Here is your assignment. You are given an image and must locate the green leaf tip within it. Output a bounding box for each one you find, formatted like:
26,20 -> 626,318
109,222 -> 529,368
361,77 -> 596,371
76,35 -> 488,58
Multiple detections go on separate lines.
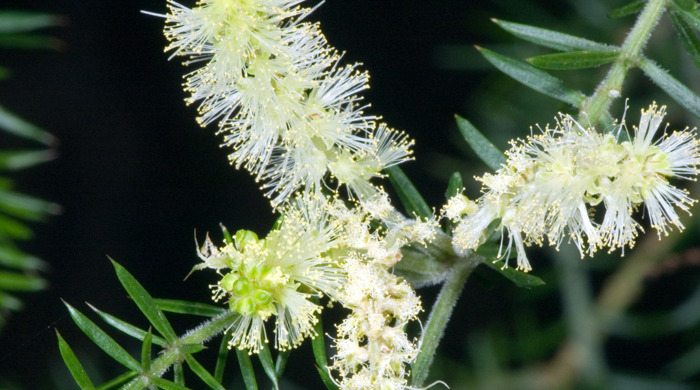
477,46 -> 585,106
454,115 -> 505,171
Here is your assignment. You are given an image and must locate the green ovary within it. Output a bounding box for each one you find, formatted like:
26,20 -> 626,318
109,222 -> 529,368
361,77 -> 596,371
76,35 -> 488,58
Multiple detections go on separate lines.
222,264 -> 279,318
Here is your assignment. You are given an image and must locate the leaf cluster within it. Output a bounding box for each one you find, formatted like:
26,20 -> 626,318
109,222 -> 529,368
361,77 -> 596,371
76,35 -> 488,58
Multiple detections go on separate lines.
0,9 -> 61,332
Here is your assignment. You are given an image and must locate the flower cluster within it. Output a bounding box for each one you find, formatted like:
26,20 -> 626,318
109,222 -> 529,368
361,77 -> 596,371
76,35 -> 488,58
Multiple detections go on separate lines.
449,103 -> 700,271
157,0 -> 413,206
326,194 -> 436,390
195,196 -> 344,353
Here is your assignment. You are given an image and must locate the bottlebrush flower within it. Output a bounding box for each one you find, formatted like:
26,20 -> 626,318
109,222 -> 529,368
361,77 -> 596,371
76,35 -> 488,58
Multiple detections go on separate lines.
152,0 -> 414,206
452,103 -> 700,271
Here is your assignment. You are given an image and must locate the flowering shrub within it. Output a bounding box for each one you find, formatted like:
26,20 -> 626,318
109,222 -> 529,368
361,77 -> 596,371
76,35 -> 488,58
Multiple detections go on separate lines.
57,1 -> 700,389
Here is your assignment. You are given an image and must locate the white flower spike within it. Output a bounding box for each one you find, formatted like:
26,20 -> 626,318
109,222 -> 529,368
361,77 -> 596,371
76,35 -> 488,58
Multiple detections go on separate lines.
452,103 -> 700,271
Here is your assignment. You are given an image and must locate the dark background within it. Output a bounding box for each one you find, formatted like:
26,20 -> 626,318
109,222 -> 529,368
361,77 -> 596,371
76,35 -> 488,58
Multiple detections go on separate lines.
0,0 -> 697,389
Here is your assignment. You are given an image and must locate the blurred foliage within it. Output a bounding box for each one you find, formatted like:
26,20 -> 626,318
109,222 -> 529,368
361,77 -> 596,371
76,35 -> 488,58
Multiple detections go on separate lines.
0,9 -> 61,332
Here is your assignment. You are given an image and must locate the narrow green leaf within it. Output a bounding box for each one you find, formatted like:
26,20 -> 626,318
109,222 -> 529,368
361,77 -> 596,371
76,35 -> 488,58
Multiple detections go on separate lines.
258,342 -> 280,390
669,10 -> 700,70
0,270 -> 46,291
275,350 -> 290,378
111,259 -> 178,342
236,348 -> 259,390
155,298 -> 225,317
0,104 -> 55,145
639,59 -> 700,118
445,172 -> 463,200
0,12 -> 63,33
477,47 -> 585,107
56,330 -> 96,390
141,328 -> 153,370
0,150 -> 56,171
385,166 -> 432,219
151,377 -> 191,390
479,259 -> 546,288
214,334 -> 229,384
174,362 -> 185,385
95,371 -> 138,390
0,246 -> 46,271
0,66 -> 10,80
311,317 -> 338,390
665,342 -> 700,380
454,115 -> 506,171
88,303 -> 168,346
674,6 -> 700,31
63,301 -> 141,371
0,214 -> 33,240
0,34 -> 61,50
180,343 -> 205,354
0,188 -> 60,221
492,19 -> 612,51
671,0 -> 699,12
609,0 -> 647,18
184,354 -> 226,390
527,50 -> 620,70
0,291 -> 23,311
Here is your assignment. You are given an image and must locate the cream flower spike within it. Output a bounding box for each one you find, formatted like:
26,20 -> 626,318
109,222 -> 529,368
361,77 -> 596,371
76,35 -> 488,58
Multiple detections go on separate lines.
452,102 -> 700,271
150,0 -> 415,207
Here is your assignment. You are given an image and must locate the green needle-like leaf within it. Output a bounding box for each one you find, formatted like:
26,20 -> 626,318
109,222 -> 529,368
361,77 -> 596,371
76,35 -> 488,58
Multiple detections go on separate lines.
493,19 -> 612,51
275,350 -> 290,378
0,246 -> 46,271
0,150 -> 55,170
258,342 -> 280,390
151,377 -> 191,390
476,244 -> 545,288
236,348 -> 259,390
0,270 -> 46,291
174,363 -> 185,385
312,317 -> 338,390
527,50 -> 620,70
0,12 -> 63,33
639,59 -> 700,118
111,259 -> 178,343
155,298 -> 225,317
56,330 -> 96,390
0,34 -> 61,50
0,188 -> 60,221
214,335 -> 229,384
0,104 -> 55,145
454,115 -> 506,171
184,354 -> 226,390
0,214 -> 33,240
477,46 -> 585,107
609,0 -> 647,18
141,328 -> 153,370
669,10 -> 700,70
63,301 -> 141,371
386,166 -> 433,219
88,303 -> 168,346
672,2 -> 700,31
95,371 -> 138,390
445,171 -> 463,200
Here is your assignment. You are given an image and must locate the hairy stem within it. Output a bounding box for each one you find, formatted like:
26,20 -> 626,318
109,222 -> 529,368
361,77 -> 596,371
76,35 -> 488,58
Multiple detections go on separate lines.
411,254 -> 479,387
123,311 -> 238,389
581,0 -> 667,124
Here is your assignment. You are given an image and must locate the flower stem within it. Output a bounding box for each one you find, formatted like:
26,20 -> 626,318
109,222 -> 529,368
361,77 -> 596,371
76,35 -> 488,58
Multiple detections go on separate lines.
581,0 -> 667,124
123,311 -> 238,389
411,254 -> 478,387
